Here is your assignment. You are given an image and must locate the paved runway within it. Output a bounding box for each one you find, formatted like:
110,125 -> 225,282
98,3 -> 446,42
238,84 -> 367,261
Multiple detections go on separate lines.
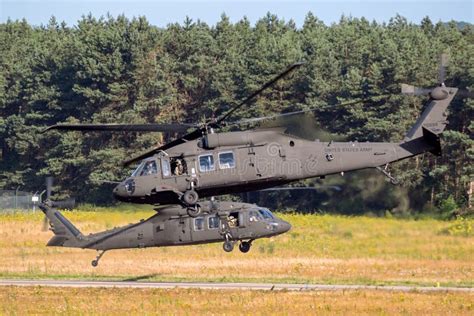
0,279 -> 472,292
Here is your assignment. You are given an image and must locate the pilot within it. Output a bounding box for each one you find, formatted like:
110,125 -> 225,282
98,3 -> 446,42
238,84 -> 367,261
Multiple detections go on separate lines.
143,161 -> 157,175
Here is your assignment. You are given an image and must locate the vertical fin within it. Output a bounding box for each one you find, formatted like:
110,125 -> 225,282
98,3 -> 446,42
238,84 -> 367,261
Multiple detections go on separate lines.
39,203 -> 84,247
404,87 -> 457,142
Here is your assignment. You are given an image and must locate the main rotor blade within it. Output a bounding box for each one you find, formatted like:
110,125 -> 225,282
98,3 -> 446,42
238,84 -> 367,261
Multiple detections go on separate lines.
457,89 -> 474,98
42,123 -> 194,134
258,185 -> 342,192
122,129 -> 205,167
215,61 -> 305,125
227,98 -> 384,126
123,61 -> 305,166
228,109 -> 316,126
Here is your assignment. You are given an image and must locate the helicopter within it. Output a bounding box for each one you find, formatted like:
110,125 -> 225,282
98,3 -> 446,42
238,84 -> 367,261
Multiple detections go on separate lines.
42,56 -> 471,217
39,200 -> 291,267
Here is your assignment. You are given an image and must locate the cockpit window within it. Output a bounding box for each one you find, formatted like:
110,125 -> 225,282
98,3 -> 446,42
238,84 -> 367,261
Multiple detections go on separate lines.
131,162 -> 144,177
258,209 -> 274,220
140,160 -> 158,176
249,210 -> 263,222
199,154 -> 215,172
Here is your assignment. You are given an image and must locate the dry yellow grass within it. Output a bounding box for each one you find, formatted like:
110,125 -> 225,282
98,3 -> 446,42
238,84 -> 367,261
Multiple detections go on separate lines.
0,286 -> 473,315
0,210 -> 473,286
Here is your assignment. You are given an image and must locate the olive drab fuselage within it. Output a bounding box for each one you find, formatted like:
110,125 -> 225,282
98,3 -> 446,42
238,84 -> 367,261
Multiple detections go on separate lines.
112,86 -> 458,206
112,127 -> 444,205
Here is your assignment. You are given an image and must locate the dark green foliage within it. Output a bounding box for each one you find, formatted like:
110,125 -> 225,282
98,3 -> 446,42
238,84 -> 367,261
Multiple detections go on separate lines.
0,14 -> 472,214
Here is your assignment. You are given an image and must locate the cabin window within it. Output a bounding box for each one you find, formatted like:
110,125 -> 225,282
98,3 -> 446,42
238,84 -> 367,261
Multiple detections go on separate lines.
140,160 -> 157,176
208,216 -> 219,229
162,159 -> 171,177
199,154 -> 215,172
218,151 -> 235,169
194,217 -> 204,231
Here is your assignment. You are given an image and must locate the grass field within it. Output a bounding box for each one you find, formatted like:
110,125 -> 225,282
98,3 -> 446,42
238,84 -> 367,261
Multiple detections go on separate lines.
1,286 -> 473,315
0,208 -> 472,287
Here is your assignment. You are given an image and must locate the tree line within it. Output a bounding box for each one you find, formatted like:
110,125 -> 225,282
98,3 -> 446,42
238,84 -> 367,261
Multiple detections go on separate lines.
0,13 -> 472,216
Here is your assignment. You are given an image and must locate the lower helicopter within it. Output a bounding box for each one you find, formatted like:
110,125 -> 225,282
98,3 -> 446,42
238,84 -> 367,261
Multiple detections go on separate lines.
39,200 -> 291,267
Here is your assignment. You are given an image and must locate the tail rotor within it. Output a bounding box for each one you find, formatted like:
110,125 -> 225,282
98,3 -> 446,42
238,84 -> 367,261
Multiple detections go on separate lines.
438,53 -> 448,85
401,53 -> 472,101
41,176 -> 75,231
42,177 -> 53,231
401,53 -> 450,100
45,176 -> 53,202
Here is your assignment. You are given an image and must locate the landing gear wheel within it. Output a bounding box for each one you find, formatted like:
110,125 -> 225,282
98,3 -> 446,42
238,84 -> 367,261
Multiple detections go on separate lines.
239,241 -> 251,253
186,205 -> 201,218
183,190 -> 199,205
223,241 -> 234,252
91,250 -> 106,268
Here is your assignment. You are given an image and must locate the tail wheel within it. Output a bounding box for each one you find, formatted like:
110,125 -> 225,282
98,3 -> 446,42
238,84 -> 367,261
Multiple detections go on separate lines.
183,190 -> 199,205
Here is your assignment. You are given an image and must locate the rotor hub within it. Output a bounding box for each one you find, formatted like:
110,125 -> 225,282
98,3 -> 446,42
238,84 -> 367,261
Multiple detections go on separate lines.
430,86 -> 449,100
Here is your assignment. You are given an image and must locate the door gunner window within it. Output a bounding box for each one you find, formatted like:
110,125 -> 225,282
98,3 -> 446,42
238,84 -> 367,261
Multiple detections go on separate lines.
228,212 -> 239,227
171,158 -> 187,176
199,154 -> 215,172
218,151 -> 235,169
140,160 -> 157,176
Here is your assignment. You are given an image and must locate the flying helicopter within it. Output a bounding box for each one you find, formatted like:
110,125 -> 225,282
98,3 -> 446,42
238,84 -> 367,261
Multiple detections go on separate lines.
39,200 -> 291,267
42,56 -> 471,217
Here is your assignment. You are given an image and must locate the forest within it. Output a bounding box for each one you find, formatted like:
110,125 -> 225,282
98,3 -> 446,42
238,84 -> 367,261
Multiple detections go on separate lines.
0,13 -> 472,216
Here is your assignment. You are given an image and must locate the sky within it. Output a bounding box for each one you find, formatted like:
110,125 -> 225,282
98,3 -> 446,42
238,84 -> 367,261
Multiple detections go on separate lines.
0,0 -> 472,27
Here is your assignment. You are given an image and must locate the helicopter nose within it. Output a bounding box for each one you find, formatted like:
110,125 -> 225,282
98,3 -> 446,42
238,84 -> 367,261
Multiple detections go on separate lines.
113,183 -> 125,199
113,179 -> 134,201
278,220 -> 292,234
